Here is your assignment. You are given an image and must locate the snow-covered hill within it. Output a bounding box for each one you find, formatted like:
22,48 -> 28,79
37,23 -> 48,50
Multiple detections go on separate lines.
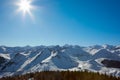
0,45 -> 120,77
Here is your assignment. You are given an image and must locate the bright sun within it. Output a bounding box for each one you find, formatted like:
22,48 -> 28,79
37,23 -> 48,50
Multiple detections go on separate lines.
19,0 -> 31,13
15,0 -> 35,18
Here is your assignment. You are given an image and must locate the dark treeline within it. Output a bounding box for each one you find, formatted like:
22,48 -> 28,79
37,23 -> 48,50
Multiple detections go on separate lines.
0,71 -> 120,80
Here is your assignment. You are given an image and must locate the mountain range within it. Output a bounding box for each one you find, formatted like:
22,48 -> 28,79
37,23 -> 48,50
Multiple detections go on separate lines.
0,44 -> 120,77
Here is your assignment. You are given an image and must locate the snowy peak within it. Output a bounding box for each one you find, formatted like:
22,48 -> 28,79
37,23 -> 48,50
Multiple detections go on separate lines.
0,45 -> 120,77
102,44 -> 115,50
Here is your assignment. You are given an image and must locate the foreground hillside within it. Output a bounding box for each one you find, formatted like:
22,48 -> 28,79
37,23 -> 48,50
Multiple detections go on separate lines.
0,71 -> 120,80
0,44 -> 120,77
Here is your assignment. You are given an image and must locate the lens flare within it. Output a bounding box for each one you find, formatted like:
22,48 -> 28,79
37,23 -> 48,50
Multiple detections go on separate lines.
15,0 -> 35,19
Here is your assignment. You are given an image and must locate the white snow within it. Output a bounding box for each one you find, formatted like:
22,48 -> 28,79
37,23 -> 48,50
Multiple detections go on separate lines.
1,47 -> 6,52
0,54 -> 10,60
0,45 -> 120,77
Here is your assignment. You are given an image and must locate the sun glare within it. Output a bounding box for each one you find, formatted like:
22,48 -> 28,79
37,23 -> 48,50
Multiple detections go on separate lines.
19,0 -> 31,13
16,0 -> 35,19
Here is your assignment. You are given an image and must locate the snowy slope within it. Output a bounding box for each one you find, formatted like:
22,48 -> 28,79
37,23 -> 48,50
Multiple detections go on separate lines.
0,45 -> 120,77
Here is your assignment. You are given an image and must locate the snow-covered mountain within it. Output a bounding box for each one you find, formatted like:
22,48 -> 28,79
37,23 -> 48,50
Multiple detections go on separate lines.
0,45 -> 120,77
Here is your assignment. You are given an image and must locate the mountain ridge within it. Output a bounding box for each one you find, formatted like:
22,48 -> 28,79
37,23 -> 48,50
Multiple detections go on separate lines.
0,44 -> 120,77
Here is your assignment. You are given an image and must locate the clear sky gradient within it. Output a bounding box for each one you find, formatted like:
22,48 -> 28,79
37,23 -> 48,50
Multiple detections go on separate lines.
0,0 -> 120,46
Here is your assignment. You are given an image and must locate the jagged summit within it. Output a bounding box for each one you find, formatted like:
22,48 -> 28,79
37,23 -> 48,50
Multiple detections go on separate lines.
0,45 -> 120,77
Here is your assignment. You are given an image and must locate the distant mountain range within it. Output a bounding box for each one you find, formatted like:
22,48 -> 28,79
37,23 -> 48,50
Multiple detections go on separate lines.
0,44 -> 120,77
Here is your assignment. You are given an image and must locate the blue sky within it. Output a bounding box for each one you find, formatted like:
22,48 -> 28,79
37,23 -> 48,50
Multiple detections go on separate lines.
0,0 -> 120,46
